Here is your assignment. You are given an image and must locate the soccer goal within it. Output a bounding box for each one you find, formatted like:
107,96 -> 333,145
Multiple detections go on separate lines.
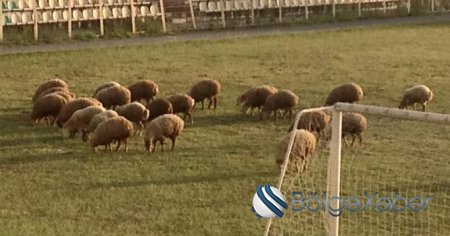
264,103 -> 450,236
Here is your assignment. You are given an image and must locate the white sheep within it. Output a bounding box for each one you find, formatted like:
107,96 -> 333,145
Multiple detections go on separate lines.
399,85 -> 433,111
63,106 -> 106,139
143,114 -> 184,153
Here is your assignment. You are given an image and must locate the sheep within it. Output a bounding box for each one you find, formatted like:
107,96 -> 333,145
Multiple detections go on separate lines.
63,106 -> 106,139
166,94 -> 195,124
399,85 -> 433,112
85,110 -> 119,142
324,82 -> 364,106
94,85 -> 131,109
55,97 -> 102,128
275,129 -> 317,173
32,78 -> 68,102
30,93 -> 68,125
127,80 -> 159,105
143,114 -> 184,153
89,116 -> 134,153
35,87 -> 75,102
237,85 -> 278,115
147,98 -> 173,121
261,90 -> 299,120
189,79 -> 221,110
115,102 -> 150,135
287,110 -> 331,142
93,81 -> 121,97
325,113 -> 368,147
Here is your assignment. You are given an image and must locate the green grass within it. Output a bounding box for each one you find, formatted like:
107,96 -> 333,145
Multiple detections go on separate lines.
1,23 -> 450,235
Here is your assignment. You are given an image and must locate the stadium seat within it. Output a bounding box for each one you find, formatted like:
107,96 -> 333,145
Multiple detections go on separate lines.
112,7 -> 121,18
208,1 -> 216,11
53,10 -> 63,21
122,6 -> 130,17
139,6 -> 149,16
149,4 -> 159,16
242,0 -> 250,9
42,11 -> 51,22
22,12 -> 33,23
199,2 -> 208,11
225,1 -> 233,10
234,0 -> 242,10
10,12 -> 21,24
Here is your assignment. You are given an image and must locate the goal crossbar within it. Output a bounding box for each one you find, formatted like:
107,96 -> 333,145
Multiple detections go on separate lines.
264,102 -> 450,236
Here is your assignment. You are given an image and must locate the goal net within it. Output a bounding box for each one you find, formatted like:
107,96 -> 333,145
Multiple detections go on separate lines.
265,103 -> 450,236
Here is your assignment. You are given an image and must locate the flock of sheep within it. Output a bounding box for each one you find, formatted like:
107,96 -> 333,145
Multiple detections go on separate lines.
30,77 -> 433,173
272,83 -> 434,173
30,77 -> 220,153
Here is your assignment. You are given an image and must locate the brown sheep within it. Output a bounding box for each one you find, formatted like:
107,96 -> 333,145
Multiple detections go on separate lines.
127,80 -> 159,105
115,102 -> 150,135
89,116 -> 134,153
94,85 -> 131,109
324,83 -> 364,106
341,113 -> 367,146
55,97 -> 102,128
288,110 -> 331,142
85,110 -> 119,142
143,114 -> 184,153
261,90 -> 299,120
399,85 -> 433,111
275,129 -> 317,173
166,94 -> 195,124
238,85 -> 278,115
35,87 -> 75,102
63,106 -> 106,139
32,78 -> 68,102
189,79 -> 221,110
30,93 -> 68,125
147,98 -> 173,121
93,81 -> 121,97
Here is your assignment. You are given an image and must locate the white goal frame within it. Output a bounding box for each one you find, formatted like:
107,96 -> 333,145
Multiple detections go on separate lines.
264,102 -> 450,236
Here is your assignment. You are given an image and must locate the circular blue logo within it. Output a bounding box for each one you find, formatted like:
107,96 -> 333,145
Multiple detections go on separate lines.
251,184 -> 288,218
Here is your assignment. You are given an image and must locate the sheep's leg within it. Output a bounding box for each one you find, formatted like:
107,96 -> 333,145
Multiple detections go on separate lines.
160,140 -> 164,151
187,113 -> 193,124
115,140 -> 121,152
358,134 -> 363,146
343,136 -> 350,147
170,136 -> 176,151
274,109 -> 278,121
109,144 -> 113,153
124,138 -> 129,153
351,135 -> 356,147
288,108 -> 293,120
421,103 -> 426,112
201,100 -> 205,110
144,139 -> 151,152
213,97 -> 217,110
93,147 -> 97,153
207,98 -> 213,109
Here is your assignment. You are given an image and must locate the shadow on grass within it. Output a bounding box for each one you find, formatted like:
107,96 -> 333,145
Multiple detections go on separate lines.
0,151 -> 87,165
87,170 -> 276,190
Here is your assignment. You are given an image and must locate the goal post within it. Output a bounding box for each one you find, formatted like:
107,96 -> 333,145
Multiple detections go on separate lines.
264,102 -> 450,236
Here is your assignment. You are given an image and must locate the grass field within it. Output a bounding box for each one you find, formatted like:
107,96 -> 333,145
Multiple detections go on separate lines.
1,22 -> 450,235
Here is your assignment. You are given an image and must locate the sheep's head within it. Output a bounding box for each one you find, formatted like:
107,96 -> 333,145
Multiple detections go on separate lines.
398,97 -> 409,109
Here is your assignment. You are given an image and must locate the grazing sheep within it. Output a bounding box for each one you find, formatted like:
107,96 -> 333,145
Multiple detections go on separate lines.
237,85 -> 278,115
324,83 -> 364,106
166,94 -> 195,124
55,97 -> 102,128
93,81 -> 121,97
147,98 -> 173,121
275,129 -> 317,173
127,80 -> 159,105
30,93 -> 68,125
52,91 -> 76,103
63,106 -> 106,139
288,110 -> 331,141
399,85 -> 433,112
94,85 -> 131,109
32,78 -> 68,102
143,114 -> 184,153
189,79 -> 221,110
115,102 -> 150,135
35,87 -> 75,102
330,112 -> 367,147
261,90 -> 299,120
85,110 -> 119,142
89,116 -> 134,153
